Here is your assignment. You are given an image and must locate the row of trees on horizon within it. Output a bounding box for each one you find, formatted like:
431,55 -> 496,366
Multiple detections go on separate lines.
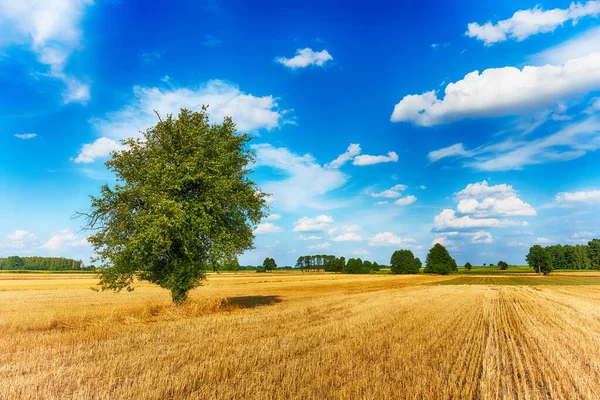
0,256 -> 85,271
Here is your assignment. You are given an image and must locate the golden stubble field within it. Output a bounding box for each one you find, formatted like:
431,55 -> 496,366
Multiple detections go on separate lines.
1,272 -> 600,399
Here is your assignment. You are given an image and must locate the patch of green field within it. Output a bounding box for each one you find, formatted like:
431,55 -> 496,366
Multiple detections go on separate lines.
456,266 -> 534,275
436,275 -> 600,286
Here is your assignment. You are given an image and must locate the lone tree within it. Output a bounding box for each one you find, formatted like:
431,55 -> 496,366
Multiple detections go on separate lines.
464,262 -> 472,271
498,260 -> 509,270
263,257 -> 277,272
424,243 -> 457,275
391,249 -> 418,274
526,245 -> 553,275
83,108 -> 267,303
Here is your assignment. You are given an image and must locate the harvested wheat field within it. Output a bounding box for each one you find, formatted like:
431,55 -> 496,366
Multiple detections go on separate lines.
1,272 -> 600,399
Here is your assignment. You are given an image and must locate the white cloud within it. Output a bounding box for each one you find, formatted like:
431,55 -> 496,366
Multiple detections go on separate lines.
254,144 -> 347,211
433,209 -> 527,231
466,2 -> 600,45
428,143 -> 470,162
296,235 -> 322,241
14,133 -> 37,140
0,0 -> 93,103
391,52 -> 600,126
253,223 -> 283,235
536,237 -> 553,244
375,201 -> 388,205
370,184 -> 407,198
275,48 -> 333,69
455,181 -> 536,217
263,214 -> 281,221
572,231 -> 594,239
77,81 -> 287,163
394,195 -> 417,206
420,185 -> 427,190
531,26 -> 600,65
353,151 -> 398,166
340,224 -> 361,232
555,190 -> 600,205
332,233 -> 363,242
326,143 -> 361,168
368,232 -> 416,247
585,97 -> 600,114
288,249 -> 297,254
0,230 -> 37,249
432,230 -> 494,247
431,117 -> 600,171
73,137 -> 126,164
308,241 -> 331,250
42,229 -> 88,250
293,215 -> 333,232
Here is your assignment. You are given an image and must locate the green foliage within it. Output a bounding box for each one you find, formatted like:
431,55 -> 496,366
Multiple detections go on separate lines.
464,262 -> 472,271
0,256 -> 83,270
588,239 -> 600,270
256,267 -> 266,273
262,257 -> 277,272
83,108 -> 267,303
372,262 -> 381,272
424,244 -> 457,275
526,245 -> 553,275
391,249 -> 419,274
413,257 -> 422,271
498,260 -> 509,270
344,258 -> 370,274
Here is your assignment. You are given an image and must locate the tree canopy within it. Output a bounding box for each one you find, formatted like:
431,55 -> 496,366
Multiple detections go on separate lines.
526,245 -> 553,275
83,108 -> 267,302
391,249 -> 419,274
263,257 -> 277,272
424,244 -> 457,275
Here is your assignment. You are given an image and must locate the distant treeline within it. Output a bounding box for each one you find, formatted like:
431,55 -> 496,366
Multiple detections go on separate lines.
543,241 -> 599,270
0,256 -> 86,270
294,254 -> 382,274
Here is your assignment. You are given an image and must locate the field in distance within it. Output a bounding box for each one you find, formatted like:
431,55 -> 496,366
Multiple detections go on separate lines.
2,271 -> 600,399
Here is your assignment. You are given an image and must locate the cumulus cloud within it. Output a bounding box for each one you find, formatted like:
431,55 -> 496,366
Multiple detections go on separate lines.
76,80 -> 287,163
536,237 -> 553,244
353,151 -> 398,166
308,241 -> 331,250
332,232 -> 363,242
253,223 -> 283,235
254,144 -> 348,211
0,230 -> 37,249
14,133 -> 37,140
370,184 -> 407,198
466,2 -> 600,45
555,190 -> 600,205
394,195 -> 417,206
42,229 -> 89,250
455,181 -> 536,217
0,0 -> 93,103
73,137 -> 126,164
432,230 -> 494,247
293,215 -> 334,232
275,48 -> 333,69
326,143 -> 361,168
433,209 -> 527,231
368,232 -> 416,247
391,52 -> 600,126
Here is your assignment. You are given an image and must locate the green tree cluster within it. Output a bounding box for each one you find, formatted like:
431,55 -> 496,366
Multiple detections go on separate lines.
424,244 -> 457,275
0,256 -> 84,270
498,260 -> 509,270
390,249 -> 419,274
262,257 -> 277,272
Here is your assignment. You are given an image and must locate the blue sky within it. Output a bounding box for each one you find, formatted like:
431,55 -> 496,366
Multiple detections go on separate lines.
1,0 -> 600,266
